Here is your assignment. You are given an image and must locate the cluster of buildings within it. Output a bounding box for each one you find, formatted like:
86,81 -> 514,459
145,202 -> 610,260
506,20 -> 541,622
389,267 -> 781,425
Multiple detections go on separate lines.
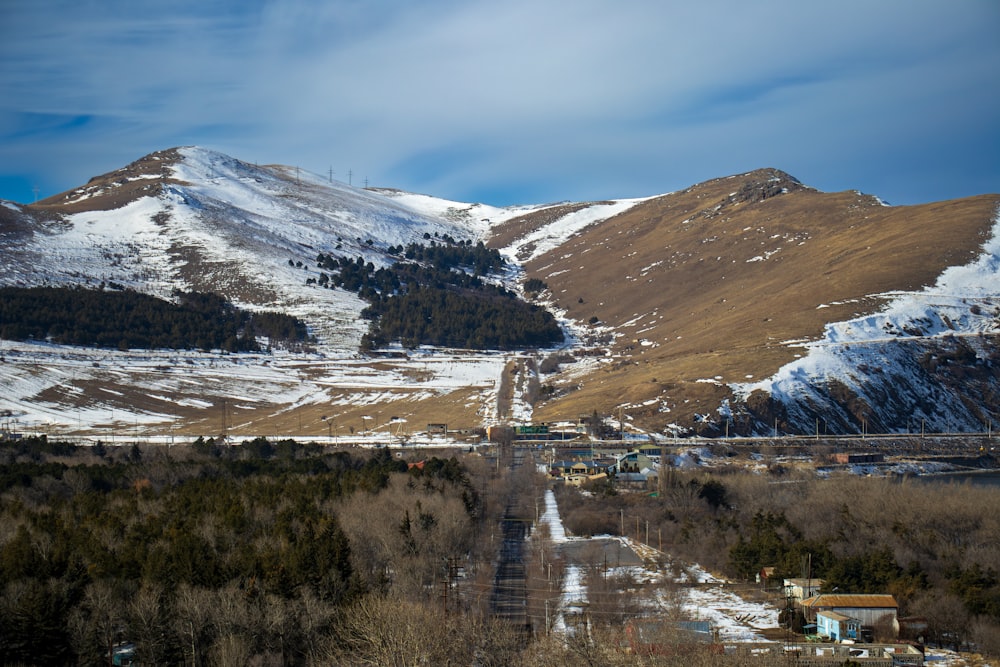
547,446 -> 661,487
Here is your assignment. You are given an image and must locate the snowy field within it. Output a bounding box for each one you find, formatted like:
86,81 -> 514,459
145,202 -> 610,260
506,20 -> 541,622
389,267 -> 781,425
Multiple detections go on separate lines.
0,337 -> 518,438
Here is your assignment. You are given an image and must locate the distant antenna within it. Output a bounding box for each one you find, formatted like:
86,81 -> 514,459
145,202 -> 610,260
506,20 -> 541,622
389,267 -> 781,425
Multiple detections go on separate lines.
32,185 -> 40,203
296,166 -> 300,184
328,166 -> 334,183
348,169 -> 353,186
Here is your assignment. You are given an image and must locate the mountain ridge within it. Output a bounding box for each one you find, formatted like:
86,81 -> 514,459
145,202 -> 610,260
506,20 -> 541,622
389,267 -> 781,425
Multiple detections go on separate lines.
1,146 -> 997,438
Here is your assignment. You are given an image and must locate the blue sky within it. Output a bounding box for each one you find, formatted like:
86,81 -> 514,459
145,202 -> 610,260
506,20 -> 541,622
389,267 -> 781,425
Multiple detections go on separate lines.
1,0 -> 998,207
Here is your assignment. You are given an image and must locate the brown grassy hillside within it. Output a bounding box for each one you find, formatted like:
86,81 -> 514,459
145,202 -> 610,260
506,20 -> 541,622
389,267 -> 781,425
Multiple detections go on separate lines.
501,169 -> 1000,432
28,148 -> 184,214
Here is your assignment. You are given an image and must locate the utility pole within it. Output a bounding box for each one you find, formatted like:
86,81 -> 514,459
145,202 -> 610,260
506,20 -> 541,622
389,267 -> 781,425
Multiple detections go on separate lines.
660,440 -> 665,496
347,169 -> 353,186
328,166 -> 334,183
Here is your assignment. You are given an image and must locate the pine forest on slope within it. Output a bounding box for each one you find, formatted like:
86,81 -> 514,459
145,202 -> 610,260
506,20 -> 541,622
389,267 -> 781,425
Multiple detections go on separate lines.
0,286 -> 311,353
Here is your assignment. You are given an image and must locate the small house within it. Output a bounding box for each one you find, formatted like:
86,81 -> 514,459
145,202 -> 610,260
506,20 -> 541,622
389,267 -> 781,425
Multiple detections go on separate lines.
784,578 -> 825,605
756,566 -> 777,588
566,472 -> 608,487
616,469 -> 655,490
615,450 -> 656,474
636,443 -> 667,458
801,594 -> 899,639
816,610 -> 862,642
550,459 -> 614,478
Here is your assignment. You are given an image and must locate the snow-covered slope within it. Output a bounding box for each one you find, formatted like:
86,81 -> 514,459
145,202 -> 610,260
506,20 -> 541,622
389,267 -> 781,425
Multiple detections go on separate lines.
1,147 -> 484,347
0,147 -> 635,438
733,208 -> 1000,434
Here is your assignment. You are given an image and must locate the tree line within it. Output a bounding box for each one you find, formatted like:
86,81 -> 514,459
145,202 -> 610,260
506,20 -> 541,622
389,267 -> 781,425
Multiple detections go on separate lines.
0,287 -> 311,352
310,241 -> 564,351
0,436 -> 513,665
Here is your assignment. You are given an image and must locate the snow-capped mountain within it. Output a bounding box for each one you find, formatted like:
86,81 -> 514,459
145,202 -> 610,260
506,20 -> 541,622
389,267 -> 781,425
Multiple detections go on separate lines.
2,147 -> 496,348
1,148 -> 997,439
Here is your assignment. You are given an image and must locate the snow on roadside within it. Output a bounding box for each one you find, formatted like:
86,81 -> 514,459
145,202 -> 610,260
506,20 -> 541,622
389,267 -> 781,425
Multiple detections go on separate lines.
540,488 -> 781,641
540,488 -> 569,542
539,489 -> 589,634
551,564 -> 586,635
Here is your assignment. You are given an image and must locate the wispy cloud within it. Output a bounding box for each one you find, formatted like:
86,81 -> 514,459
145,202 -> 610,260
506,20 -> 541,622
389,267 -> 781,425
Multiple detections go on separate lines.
1,0 -> 998,206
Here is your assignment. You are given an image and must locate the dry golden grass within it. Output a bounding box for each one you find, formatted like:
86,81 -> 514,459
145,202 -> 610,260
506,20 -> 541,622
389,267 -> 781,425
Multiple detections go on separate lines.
503,169 -> 999,431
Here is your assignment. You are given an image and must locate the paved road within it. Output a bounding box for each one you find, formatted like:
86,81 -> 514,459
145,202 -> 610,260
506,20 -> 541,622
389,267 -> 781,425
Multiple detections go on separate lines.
556,536 -> 644,570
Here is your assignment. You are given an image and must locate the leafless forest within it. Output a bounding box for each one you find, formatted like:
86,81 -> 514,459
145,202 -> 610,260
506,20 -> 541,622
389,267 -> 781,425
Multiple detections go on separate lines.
0,436 -> 997,665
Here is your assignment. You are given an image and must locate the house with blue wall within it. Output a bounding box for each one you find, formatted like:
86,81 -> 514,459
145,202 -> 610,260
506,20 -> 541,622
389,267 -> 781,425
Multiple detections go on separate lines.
816,610 -> 861,641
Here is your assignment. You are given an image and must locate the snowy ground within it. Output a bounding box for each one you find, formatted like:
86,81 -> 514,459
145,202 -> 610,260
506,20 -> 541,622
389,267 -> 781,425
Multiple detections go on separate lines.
0,337 -> 512,437
924,649 -> 996,666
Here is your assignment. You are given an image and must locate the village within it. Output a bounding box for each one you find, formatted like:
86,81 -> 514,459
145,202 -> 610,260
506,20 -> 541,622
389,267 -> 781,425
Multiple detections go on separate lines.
529,432 -> 998,666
